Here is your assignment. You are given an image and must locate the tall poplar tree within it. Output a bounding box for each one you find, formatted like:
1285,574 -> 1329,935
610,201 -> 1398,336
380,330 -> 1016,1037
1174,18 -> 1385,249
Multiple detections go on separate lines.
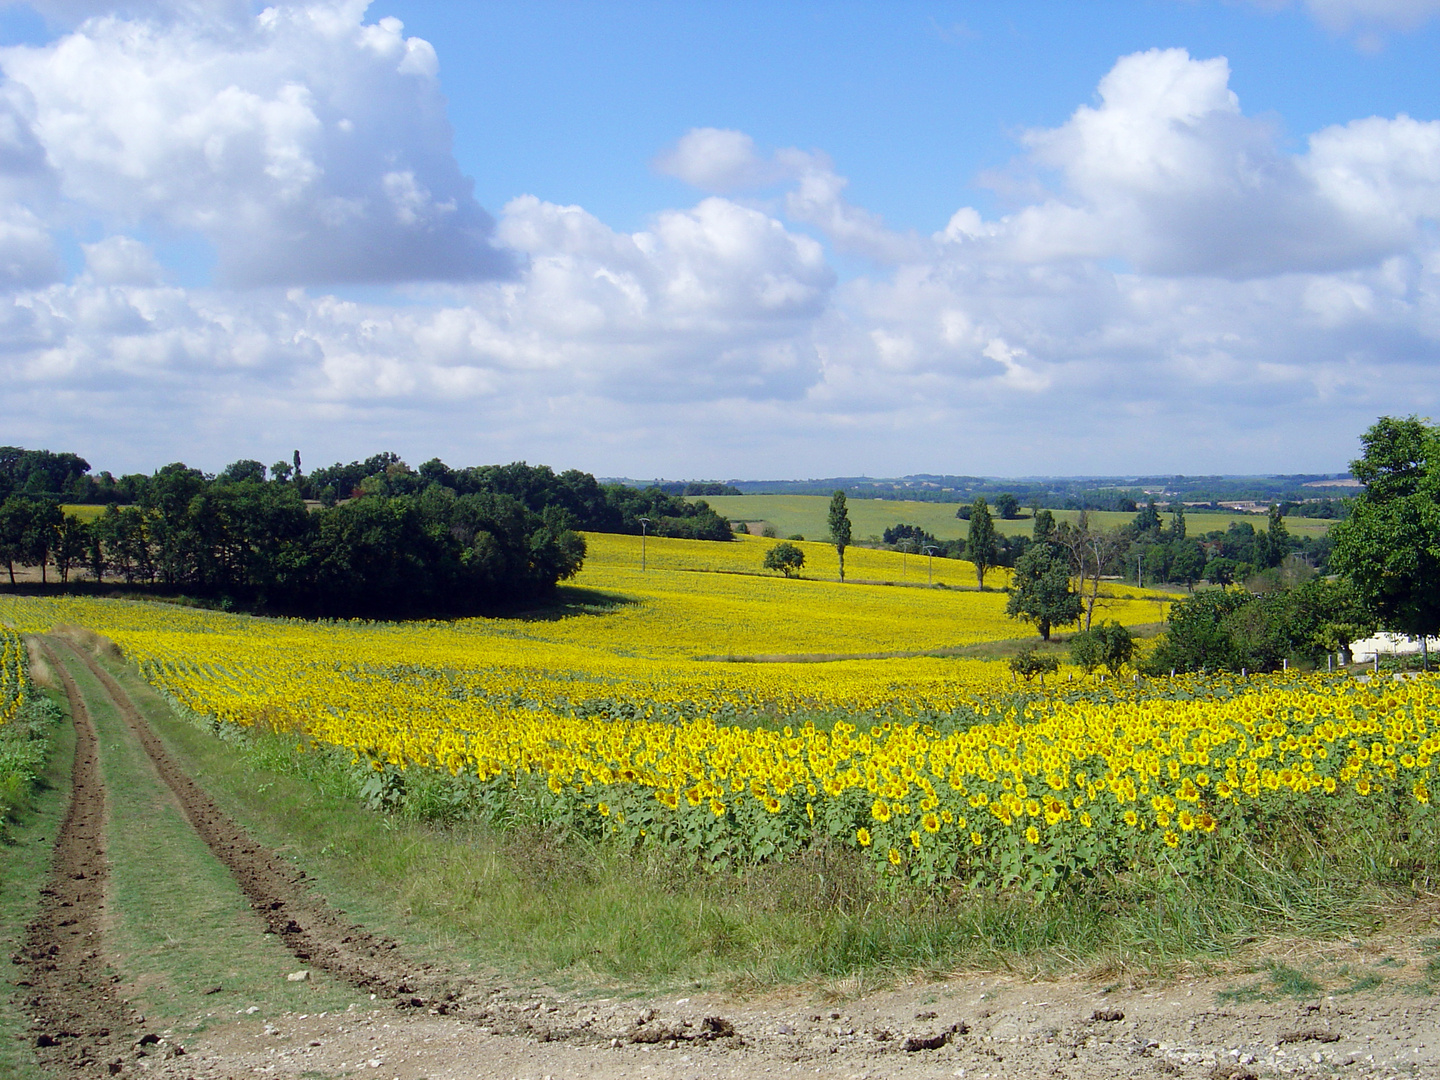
828,490 -> 852,582
967,497 -> 996,590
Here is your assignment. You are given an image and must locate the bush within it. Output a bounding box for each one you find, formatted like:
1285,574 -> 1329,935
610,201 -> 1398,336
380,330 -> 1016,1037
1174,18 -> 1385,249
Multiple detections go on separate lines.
1009,643 -> 1060,683
1069,630 -> 1104,673
1070,621 -> 1136,675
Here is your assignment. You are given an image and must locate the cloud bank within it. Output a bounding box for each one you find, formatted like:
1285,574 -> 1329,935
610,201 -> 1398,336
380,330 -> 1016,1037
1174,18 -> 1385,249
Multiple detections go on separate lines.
0,6 -> 1437,477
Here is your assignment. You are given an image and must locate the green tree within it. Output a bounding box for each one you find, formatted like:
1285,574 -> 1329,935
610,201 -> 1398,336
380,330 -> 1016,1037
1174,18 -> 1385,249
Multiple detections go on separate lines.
1133,499 -> 1162,535
1331,416 -> 1440,660
1005,543 -> 1082,640
1170,540 -> 1205,591
828,490 -> 851,582
1292,576 -> 1376,665
1032,508 -> 1055,544
1143,590 -> 1252,674
0,497 -> 30,584
1254,502 -> 1290,569
53,514 -> 89,584
21,500 -> 62,583
1142,543 -> 1169,585
218,459 -> 267,484
967,497 -> 997,590
1169,501 -> 1187,541
994,492 -> 1020,520
1204,556 -> 1237,586
762,541 -> 805,578
1093,620 -> 1136,674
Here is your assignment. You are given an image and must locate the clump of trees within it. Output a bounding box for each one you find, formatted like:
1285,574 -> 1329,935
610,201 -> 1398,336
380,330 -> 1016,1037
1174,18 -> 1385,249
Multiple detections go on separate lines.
1,463 -> 587,617
1139,415 -> 1440,674
1122,497 -> 1331,591
1330,416 -> 1440,664
2,448 -> 735,544
1141,578 -> 1372,674
883,523 -> 976,564
304,457 -> 733,541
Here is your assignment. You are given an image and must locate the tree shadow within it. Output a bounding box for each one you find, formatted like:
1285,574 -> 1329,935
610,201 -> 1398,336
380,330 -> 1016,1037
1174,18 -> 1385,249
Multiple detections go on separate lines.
491,585 -> 641,623
0,580 -> 641,625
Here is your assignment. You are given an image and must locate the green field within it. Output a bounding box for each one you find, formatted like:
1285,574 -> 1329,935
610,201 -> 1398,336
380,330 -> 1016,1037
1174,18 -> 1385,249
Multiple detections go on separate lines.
695,494 -> 1333,542
59,504 -> 105,522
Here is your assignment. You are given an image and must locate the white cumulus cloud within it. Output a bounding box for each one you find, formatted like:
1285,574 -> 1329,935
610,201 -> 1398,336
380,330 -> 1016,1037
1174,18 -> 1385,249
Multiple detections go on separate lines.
967,48 -> 1440,278
0,0 -> 509,285
1,35 -> 1439,478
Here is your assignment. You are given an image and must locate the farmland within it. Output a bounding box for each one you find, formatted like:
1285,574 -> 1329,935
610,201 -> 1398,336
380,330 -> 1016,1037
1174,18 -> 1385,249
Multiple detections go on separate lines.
5,526 -> 1440,1079
699,493 -> 1335,541
2,532 -> 1432,896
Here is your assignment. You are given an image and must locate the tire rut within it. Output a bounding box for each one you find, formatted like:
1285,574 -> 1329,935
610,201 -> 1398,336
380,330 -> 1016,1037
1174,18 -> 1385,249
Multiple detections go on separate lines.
51,638 -> 448,1006
16,640 -> 142,1075
48,637 -> 635,1052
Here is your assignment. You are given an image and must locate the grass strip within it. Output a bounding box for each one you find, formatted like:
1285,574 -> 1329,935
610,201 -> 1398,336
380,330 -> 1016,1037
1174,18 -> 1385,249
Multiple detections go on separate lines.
54,649 -> 358,1033
0,683 -> 70,1080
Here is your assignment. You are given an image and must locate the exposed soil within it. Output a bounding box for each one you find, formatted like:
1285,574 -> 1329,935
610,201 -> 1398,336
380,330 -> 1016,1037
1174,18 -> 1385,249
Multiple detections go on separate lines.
113,953 -> 1440,1079
17,641 -> 142,1075
54,638 -> 448,1004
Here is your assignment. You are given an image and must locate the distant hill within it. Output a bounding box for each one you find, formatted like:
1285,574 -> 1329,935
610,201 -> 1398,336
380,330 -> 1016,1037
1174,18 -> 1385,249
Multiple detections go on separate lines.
606,474 -> 1357,510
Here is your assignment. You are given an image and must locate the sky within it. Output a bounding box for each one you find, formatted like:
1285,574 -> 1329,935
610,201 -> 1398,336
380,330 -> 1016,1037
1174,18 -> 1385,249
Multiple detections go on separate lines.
0,1 -> 1438,479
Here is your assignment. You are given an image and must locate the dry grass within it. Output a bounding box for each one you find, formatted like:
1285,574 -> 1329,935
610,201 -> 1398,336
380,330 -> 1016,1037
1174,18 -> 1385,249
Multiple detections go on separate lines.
23,637 -> 56,690
51,624 -> 125,663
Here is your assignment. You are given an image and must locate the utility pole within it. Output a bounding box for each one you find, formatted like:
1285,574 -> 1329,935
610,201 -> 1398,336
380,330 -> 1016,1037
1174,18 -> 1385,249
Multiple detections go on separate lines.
639,517 -> 651,571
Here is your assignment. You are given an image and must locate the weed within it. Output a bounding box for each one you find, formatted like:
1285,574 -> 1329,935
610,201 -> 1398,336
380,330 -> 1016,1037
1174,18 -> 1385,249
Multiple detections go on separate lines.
1265,962 -> 1322,997
1338,974 -> 1385,994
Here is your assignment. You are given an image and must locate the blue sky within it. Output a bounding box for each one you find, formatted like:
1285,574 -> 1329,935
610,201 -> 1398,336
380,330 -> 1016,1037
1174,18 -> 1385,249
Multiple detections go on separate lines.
377,2 -> 1440,235
0,0 -> 1437,479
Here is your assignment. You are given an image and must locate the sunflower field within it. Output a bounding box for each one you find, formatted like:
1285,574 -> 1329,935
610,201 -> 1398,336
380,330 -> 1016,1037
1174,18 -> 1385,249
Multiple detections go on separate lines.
4,533 -> 1436,895
0,628 -> 29,730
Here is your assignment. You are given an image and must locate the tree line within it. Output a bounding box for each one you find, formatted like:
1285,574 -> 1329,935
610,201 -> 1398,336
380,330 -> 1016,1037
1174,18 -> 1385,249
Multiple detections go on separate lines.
0,451 -> 737,617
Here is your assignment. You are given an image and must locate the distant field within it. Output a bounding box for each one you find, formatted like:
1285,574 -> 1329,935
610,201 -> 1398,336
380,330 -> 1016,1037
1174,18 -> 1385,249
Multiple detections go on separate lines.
695,494 -> 1334,541
60,504 -> 105,522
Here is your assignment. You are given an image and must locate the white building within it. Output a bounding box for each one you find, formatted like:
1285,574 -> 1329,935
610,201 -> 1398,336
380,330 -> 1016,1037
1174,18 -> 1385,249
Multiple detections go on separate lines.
1348,632 -> 1440,664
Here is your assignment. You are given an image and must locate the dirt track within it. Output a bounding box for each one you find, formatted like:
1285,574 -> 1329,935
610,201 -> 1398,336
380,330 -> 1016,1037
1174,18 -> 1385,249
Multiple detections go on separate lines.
17,638 -> 1440,1079
18,641 -> 141,1074
56,639 -> 445,1005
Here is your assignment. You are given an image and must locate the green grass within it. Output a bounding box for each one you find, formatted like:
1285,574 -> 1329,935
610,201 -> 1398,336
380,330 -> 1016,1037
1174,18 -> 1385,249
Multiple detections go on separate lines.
1216,962 -> 1323,1004
697,494 -> 1334,543
1339,973 -> 1386,994
0,686 -> 71,1080
55,649 -> 357,1032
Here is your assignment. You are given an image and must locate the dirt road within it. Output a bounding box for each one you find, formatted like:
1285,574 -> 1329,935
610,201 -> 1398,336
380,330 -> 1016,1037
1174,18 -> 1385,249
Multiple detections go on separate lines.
15,637 -> 1440,1079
